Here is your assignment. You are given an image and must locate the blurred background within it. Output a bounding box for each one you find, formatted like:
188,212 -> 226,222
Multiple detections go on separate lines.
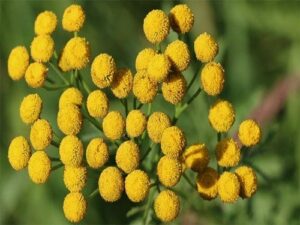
1,0 -> 300,224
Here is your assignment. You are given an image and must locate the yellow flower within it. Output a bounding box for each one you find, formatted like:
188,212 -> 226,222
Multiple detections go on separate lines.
154,190 -> 180,222
59,87 -> 83,109
63,192 -> 87,223
125,170 -> 150,202
161,126 -> 186,158
238,119 -> 262,147
7,46 -> 30,80
62,4 -> 85,32
143,9 -> 170,43
103,111 -> 125,140
201,62 -> 225,96
30,119 -> 53,150
34,11 -> 57,35
169,4 -> 194,33
19,93 -> 42,124
111,68 -> 133,99
126,110 -> 147,138
157,156 -> 182,187
218,172 -> 240,203
86,90 -> 109,118
25,62 -> 48,88
147,112 -> 171,143
57,104 -> 83,135
30,34 -> 54,63
216,138 -> 241,167
165,40 -> 190,72
64,166 -> 87,192
183,144 -> 209,172
208,99 -> 235,132
116,140 -> 140,174
235,166 -> 257,198
196,167 -> 219,200
8,136 -> 31,171
194,32 -> 218,63
28,151 -> 51,184
59,135 -> 83,167
162,72 -> 187,105
147,54 -> 171,82
135,48 -> 156,71
86,138 -> 109,169
98,166 -> 124,202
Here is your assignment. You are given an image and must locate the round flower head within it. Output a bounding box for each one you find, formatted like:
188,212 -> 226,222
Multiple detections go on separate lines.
162,72 -> 187,105
235,166 -> 257,198
25,62 -> 48,88
218,172 -> 240,203
86,138 -> 109,169
216,138 -> 241,167
34,11 -> 57,35
19,93 -> 42,124
143,9 -> 170,44
238,119 -> 262,147
111,68 -> 133,99
30,35 -> 54,63
116,140 -> 140,174
63,192 -> 87,223
135,48 -> 156,71
183,144 -> 209,172
196,167 -> 219,200
147,54 -> 171,82
7,46 -> 30,80
157,156 -> 182,187
8,136 -> 31,171
133,70 -> 158,104
103,111 -> 125,140
126,110 -> 147,138
194,32 -> 218,63
62,4 -> 85,32
201,62 -> 225,96
165,40 -> 190,72
147,112 -> 171,143
59,135 -> 83,167
86,90 -> 109,118
98,166 -> 124,202
169,4 -> 194,33
154,190 -> 180,222
64,166 -> 87,192
59,87 -> 83,109
57,104 -> 83,135
161,126 -> 186,158
125,170 -> 150,202
28,151 -> 51,184
30,119 -> 53,150
91,53 -> 116,88
208,100 -> 235,132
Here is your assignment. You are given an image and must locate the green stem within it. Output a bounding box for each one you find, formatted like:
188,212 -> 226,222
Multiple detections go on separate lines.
48,62 -> 69,85
121,99 -> 128,116
183,173 -> 197,191
43,84 -> 69,91
50,157 -> 60,162
137,102 -> 143,109
186,65 -> 201,93
46,77 -> 55,84
147,103 -> 152,116
78,72 -> 91,94
143,189 -> 155,225
83,114 -> 103,133
141,142 -> 155,161
133,97 -> 137,109
88,188 -> 99,199
51,140 -> 60,148
51,163 -> 63,172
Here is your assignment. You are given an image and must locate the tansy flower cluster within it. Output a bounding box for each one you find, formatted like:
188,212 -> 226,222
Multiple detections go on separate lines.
7,3 -> 263,224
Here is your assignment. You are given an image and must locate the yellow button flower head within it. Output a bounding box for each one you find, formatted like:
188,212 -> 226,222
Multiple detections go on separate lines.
63,192 -> 87,223
86,138 -> 109,169
30,119 -> 53,150
133,70 -> 158,104
169,4 -> 194,33
208,99 -> 235,132
238,119 -> 262,147
19,93 -> 42,124
157,156 -> 182,187
59,87 -> 83,109
147,112 -> 171,143
34,11 -> 57,35
162,72 -> 187,105
8,136 -> 31,171
64,166 -> 87,192
135,48 -> 156,71
194,32 -> 218,63
161,126 -> 186,158
183,144 -> 209,172
91,53 -> 116,88
165,40 -> 190,72
30,35 -> 54,63
125,170 -> 150,202
59,135 -> 83,167
218,172 -> 240,203
201,62 -> 225,96
111,68 -> 133,99
25,62 -> 48,88
143,9 -> 170,44
147,54 -> 171,82
235,166 -> 257,198
154,190 -> 180,222
116,140 -> 140,174
28,151 -> 51,184
103,111 -> 125,140
126,110 -> 147,138
98,166 -> 124,202
7,46 -> 30,80
86,90 -> 109,118
62,4 -> 85,32
196,167 -> 219,200
216,138 -> 241,167
57,104 -> 83,135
